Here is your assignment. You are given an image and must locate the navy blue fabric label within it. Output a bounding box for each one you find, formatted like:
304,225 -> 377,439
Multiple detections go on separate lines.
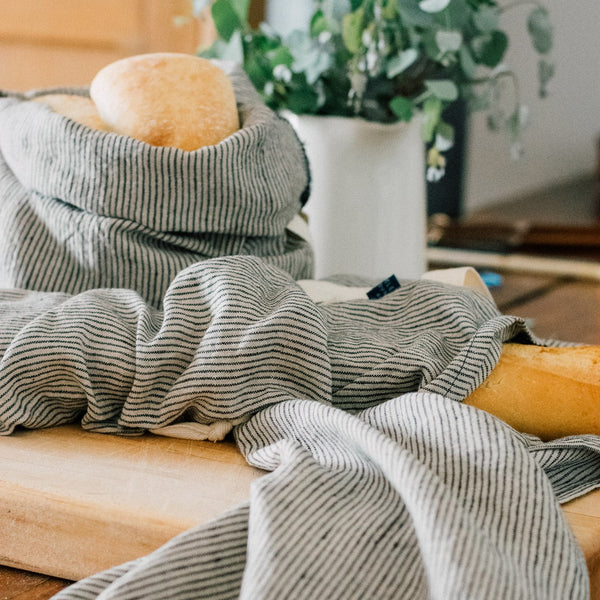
367,275 -> 401,299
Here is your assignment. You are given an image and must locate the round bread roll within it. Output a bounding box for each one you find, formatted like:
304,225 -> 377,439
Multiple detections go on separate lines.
90,53 -> 239,151
32,93 -> 109,131
465,343 -> 600,440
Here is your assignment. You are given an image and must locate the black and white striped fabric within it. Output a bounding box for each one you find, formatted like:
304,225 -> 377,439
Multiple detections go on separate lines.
0,63 -> 313,308
0,255 -> 596,598
0,255 -> 526,436
49,400 -> 596,600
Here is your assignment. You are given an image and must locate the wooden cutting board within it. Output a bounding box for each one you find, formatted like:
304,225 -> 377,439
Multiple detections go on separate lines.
563,491 -> 600,597
0,424 -> 598,593
0,425 -> 264,580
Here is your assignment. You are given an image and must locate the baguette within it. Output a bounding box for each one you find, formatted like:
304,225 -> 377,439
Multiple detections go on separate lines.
465,343 -> 600,440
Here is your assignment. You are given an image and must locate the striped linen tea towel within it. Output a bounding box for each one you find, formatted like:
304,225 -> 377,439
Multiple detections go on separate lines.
0,256 -> 596,598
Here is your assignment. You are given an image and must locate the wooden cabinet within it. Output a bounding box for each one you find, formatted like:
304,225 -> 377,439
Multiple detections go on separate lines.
0,0 -> 265,91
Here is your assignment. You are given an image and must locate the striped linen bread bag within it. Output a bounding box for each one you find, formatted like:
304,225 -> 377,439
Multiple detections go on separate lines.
0,62 -> 313,308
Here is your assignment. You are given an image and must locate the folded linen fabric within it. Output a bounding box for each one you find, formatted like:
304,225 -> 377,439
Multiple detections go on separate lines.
0,62 -> 313,308
0,255 -> 527,436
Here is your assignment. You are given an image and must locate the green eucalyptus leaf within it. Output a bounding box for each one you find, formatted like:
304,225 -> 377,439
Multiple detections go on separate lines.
311,3 -> 344,36
538,58 -> 555,98
458,45 -> 477,78
306,52 -> 334,84
397,0 -> 435,27
389,96 -> 414,121
211,0 -> 243,41
310,10 -> 328,37
419,0 -> 451,13
444,0 -> 470,29
421,96 -> 442,142
199,32 -> 244,63
342,8 -> 365,54
257,21 -> 279,38
285,84 -> 320,113
286,29 -> 314,56
473,6 -> 499,32
471,30 -> 508,67
229,0 -> 250,23
386,48 -> 419,78
425,79 -> 459,101
253,27 -> 283,53
435,120 -> 454,151
381,0 -> 397,20
287,30 -> 333,85
268,45 -> 294,68
528,7 -> 553,55
244,55 -> 272,92
422,30 -> 441,61
436,30 -> 463,54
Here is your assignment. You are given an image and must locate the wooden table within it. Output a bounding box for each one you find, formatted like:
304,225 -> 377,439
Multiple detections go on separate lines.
513,275 -> 600,599
1,269 -> 600,598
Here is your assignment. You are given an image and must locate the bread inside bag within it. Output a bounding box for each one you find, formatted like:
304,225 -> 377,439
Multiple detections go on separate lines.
90,53 -> 240,151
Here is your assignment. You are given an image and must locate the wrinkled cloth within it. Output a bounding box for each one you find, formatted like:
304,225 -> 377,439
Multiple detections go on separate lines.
0,255 -> 596,598
51,395 -> 597,600
0,255 -> 527,436
0,63 -> 313,308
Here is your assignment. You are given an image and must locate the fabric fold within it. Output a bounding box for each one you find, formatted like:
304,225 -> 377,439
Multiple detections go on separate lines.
0,62 -> 313,307
0,256 -> 533,436
51,395 -> 592,600
0,256 -> 332,436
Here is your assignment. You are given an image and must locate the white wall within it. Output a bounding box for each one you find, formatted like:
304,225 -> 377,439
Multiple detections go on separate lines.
464,0 -> 600,211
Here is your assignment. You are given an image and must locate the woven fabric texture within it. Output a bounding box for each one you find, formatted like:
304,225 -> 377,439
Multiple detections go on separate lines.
0,257 -> 597,599
0,63 -> 313,308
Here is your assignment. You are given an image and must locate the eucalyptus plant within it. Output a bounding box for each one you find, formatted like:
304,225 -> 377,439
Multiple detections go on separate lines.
194,0 -> 553,179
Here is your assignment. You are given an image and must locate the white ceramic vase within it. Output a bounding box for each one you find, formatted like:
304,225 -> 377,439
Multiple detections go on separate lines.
285,113 -> 426,281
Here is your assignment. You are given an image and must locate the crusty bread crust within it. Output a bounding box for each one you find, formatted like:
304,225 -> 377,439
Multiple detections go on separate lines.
465,343 -> 600,440
90,53 -> 239,151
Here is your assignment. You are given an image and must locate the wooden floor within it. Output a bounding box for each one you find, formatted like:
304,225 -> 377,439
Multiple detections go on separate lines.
2,176 -> 600,597
434,173 -> 600,346
0,568 -> 70,599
